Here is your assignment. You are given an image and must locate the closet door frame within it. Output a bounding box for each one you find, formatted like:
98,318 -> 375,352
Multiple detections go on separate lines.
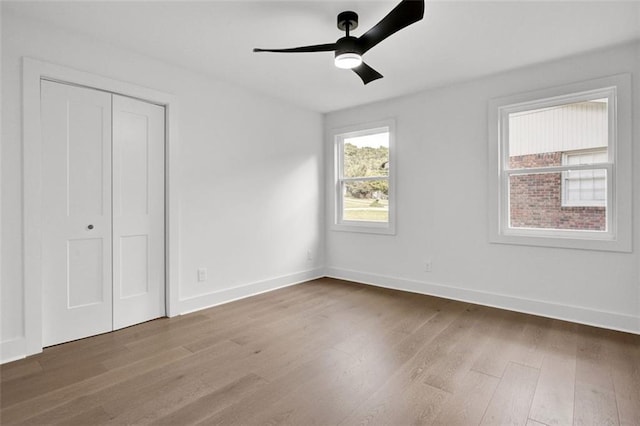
22,57 -> 180,357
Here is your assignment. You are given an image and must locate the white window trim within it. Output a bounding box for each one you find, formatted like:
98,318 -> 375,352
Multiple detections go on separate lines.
331,119 -> 396,235
488,74 -> 632,252
561,148 -> 608,208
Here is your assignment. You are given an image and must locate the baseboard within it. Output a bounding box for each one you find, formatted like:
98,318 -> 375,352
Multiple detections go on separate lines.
325,267 -> 640,335
3,266 -> 634,365
1,337 -> 27,364
178,268 -> 325,315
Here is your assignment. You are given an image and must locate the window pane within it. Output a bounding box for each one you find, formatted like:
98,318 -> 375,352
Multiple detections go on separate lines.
342,180 -> 388,222
343,132 -> 389,178
562,149 -> 607,207
563,169 -> 606,206
508,98 -> 608,169
509,170 -> 607,231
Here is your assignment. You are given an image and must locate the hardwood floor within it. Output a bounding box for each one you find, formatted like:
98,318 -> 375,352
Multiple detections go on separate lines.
1,278 -> 638,425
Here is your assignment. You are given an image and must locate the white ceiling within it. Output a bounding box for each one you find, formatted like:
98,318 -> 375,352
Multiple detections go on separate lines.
4,1 -> 640,112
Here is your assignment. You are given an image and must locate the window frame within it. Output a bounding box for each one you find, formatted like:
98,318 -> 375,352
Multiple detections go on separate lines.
488,74 -> 632,252
331,119 -> 396,235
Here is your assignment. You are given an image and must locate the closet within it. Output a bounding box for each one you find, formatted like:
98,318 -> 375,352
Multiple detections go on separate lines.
40,80 -> 165,346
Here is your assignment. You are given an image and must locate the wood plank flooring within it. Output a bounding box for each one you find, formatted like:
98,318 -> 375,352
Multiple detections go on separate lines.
1,278 -> 638,425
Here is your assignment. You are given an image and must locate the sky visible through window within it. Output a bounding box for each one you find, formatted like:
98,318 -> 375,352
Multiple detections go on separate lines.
344,132 -> 389,149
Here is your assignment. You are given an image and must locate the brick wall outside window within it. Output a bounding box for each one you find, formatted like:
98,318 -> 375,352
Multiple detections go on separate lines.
509,152 -> 606,231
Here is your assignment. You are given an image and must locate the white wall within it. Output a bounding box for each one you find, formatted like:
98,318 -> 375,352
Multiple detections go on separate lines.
325,42 -> 640,334
1,11 -> 324,361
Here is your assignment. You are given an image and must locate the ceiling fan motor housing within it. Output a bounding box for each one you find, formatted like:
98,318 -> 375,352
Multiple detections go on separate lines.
337,11 -> 358,31
335,36 -> 362,59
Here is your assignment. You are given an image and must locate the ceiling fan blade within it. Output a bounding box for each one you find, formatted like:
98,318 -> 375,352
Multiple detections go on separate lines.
357,0 -> 425,54
253,43 -> 336,53
352,62 -> 383,85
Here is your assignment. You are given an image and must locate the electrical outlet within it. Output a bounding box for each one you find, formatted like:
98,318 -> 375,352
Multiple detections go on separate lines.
197,267 -> 207,282
307,249 -> 313,261
425,261 -> 432,272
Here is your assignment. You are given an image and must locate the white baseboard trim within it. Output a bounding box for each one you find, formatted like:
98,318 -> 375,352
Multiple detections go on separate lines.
325,267 -> 640,335
178,268 -> 326,315
3,266 -> 634,365
1,337 -> 27,364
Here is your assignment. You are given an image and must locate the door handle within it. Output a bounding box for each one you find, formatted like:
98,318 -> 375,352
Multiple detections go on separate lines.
87,224 -> 94,230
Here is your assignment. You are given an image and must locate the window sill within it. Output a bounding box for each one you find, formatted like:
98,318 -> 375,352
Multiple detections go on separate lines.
331,221 -> 396,235
490,231 -> 631,252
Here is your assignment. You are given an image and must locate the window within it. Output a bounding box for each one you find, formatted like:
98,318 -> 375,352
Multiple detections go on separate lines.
489,74 -> 631,251
332,120 -> 396,234
562,148 -> 608,207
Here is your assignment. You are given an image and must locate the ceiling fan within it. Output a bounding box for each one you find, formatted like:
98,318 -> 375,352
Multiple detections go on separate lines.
253,0 -> 425,84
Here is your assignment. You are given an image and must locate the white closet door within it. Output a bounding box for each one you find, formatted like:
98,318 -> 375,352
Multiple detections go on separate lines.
112,95 -> 165,330
41,80 -> 113,346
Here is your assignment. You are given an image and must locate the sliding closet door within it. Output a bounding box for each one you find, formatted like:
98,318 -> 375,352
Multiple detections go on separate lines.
112,95 -> 165,330
41,80 -> 113,346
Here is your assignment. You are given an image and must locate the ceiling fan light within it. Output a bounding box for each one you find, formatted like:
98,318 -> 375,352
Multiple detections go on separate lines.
334,52 -> 362,69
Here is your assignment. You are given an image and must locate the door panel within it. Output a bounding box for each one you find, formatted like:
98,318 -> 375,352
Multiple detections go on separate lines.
41,80 -> 113,346
117,112 -> 149,216
119,235 -> 149,298
67,238 -> 104,307
112,95 -> 165,330
67,102 -> 107,217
